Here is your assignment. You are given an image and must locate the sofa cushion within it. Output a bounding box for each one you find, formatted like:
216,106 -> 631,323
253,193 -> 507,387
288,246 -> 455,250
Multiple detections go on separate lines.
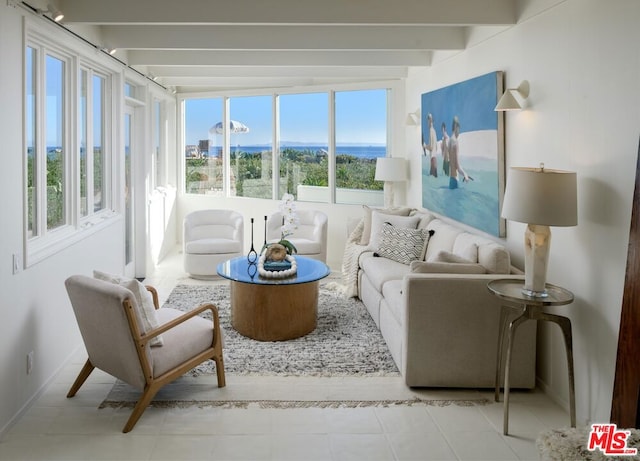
409,261 -> 487,274
424,220 -> 464,261
359,205 -> 412,245
411,210 -> 438,229
452,233 -> 479,262
360,255 -> 410,292
381,279 -> 404,325
377,224 -> 433,265
478,243 -> 511,274
369,212 -> 420,250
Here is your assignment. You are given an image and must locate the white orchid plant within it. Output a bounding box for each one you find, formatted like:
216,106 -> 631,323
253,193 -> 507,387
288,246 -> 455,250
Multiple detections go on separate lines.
276,193 -> 299,255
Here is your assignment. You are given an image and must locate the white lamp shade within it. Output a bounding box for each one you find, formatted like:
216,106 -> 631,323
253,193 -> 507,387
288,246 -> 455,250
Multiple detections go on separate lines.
375,157 -> 407,182
501,167 -> 577,227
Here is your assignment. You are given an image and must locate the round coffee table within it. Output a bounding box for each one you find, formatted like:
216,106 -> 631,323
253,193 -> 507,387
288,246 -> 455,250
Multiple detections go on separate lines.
217,256 -> 330,341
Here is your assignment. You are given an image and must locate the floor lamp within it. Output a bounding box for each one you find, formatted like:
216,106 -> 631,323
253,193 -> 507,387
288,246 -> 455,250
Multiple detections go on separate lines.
501,165 -> 577,297
375,157 -> 407,208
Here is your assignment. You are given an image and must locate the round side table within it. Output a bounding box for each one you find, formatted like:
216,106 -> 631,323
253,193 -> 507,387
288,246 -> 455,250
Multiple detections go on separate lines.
488,278 -> 576,435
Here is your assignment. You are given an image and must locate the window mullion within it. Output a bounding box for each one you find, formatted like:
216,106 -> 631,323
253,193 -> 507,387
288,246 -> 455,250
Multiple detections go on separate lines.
86,69 -> 95,216
272,94 -> 279,200
328,91 -> 336,204
36,47 -> 47,239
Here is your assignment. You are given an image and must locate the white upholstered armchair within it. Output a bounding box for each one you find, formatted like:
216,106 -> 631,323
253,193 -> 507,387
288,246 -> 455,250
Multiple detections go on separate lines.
266,209 -> 328,262
183,209 -> 244,278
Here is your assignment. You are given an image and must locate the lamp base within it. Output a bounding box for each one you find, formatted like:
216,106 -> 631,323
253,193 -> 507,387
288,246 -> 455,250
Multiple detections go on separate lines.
523,224 -> 551,297
383,181 -> 395,208
521,287 -> 549,298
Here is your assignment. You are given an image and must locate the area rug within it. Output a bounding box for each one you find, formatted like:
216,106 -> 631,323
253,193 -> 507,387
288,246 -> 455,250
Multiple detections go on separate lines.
100,280 -> 491,410
161,281 -> 399,377
537,426 -> 640,461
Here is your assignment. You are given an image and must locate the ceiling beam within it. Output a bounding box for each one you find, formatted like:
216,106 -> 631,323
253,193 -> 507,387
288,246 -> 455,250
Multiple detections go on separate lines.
101,25 -> 466,51
59,0 -> 516,25
127,50 -> 432,67
147,66 -> 408,79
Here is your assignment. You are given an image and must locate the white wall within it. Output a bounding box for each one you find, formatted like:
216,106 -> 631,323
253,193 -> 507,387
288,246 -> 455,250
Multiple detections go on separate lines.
0,4 -> 164,435
405,0 -> 640,424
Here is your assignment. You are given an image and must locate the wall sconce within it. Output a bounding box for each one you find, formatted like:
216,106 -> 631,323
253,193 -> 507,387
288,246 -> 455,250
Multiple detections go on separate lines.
406,109 -> 421,126
495,80 -> 530,111
39,3 -> 64,22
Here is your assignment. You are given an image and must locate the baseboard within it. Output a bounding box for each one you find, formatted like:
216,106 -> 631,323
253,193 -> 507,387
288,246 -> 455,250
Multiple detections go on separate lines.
536,375 -> 574,419
0,344 -> 83,439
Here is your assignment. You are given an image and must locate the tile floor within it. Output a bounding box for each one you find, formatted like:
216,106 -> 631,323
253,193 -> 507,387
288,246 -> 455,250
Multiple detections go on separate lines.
0,250 -> 571,460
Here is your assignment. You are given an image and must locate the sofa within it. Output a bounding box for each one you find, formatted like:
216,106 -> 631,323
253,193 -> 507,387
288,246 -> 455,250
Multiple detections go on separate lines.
345,206 -> 536,388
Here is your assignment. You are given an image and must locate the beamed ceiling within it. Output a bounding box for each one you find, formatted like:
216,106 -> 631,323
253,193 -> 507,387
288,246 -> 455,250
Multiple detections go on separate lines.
22,0 -> 558,93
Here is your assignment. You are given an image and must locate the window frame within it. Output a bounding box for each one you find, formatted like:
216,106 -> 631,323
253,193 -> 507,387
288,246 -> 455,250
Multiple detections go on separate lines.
24,21 -> 119,267
179,81 -> 396,204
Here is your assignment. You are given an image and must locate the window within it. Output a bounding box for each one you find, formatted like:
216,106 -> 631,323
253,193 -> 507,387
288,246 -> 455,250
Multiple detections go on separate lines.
279,93 -> 328,201
182,86 -> 389,205
25,27 -> 117,265
184,97 -> 223,194
229,95 -> 272,199
80,69 -> 107,216
335,89 -> 386,204
45,53 -> 67,230
26,46 -> 37,237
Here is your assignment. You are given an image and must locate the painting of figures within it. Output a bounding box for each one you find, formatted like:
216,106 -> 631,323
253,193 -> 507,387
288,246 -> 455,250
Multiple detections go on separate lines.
421,71 -> 505,237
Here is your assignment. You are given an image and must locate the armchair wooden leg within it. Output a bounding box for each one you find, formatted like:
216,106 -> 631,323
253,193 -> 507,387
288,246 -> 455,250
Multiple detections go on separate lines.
214,354 -> 226,388
67,359 -> 95,398
211,307 -> 226,388
122,384 -> 161,433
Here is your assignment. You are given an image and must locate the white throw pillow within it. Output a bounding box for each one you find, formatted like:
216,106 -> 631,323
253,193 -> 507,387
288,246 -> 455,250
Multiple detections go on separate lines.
359,205 -> 412,245
369,211 -> 420,251
427,250 -> 475,264
377,223 -> 433,265
93,270 -> 163,346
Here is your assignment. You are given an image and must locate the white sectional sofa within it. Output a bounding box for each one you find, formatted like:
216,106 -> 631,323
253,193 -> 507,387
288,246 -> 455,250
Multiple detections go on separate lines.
346,207 -> 536,388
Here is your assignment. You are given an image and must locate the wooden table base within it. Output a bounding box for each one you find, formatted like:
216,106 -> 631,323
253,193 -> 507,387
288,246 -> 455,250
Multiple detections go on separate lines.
230,280 -> 319,341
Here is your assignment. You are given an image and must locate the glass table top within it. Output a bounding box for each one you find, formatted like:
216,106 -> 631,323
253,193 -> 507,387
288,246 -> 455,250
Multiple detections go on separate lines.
217,256 -> 331,285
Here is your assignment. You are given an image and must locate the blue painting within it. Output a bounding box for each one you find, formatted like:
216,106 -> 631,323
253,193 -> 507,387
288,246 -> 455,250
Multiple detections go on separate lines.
421,71 -> 505,237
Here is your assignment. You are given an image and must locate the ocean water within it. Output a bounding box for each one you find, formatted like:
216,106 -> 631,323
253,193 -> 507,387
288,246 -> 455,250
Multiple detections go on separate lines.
421,155 -> 501,237
227,145 -> 386,159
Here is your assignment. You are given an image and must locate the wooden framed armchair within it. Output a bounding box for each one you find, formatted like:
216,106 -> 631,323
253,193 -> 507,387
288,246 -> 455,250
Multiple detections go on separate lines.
64,275 -> 225,433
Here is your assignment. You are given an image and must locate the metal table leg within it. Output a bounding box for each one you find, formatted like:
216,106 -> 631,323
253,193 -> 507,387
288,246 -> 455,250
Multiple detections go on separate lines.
535,311 -> 576,428
502,310 -> 529,435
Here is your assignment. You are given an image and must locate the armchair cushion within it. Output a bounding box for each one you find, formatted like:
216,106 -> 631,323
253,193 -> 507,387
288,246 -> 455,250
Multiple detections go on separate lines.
93,270 -> 163,346
152,308 -> 215,376
185,238 -> 243,254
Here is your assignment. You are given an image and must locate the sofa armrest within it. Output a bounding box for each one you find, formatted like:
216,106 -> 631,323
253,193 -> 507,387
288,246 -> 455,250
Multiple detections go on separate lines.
401,273 -> 536,388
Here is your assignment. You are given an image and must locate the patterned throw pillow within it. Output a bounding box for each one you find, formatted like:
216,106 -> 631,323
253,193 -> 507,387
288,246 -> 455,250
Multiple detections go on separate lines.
377,223 -> 434,265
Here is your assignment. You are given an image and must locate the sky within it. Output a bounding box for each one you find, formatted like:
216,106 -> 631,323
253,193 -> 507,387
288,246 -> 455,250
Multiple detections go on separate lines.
184,88 -> 388,147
